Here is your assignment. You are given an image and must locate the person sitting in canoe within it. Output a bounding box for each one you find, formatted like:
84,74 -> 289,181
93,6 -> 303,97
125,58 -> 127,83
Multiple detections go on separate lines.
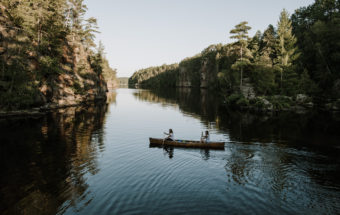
201,130 -> 210,143
164,129 -> 174,141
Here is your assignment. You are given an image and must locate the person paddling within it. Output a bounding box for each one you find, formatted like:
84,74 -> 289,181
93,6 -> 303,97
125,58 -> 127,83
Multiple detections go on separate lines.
201,130 -> 210,143
164,129 -> 174,141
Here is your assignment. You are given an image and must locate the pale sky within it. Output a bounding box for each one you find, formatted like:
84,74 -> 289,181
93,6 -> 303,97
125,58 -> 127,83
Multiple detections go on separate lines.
84,0 -> 314,77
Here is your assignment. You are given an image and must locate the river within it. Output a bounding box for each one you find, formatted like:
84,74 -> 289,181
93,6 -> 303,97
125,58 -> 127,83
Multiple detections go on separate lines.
1,88 -> 340,215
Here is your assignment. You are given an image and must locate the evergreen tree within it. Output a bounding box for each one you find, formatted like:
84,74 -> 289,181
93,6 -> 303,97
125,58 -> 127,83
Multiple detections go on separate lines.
260,24 -> 277,67
292,0 -> 340,97
248,30 -> 261,63
276,9 -> 299,89
229,21 -> 252,88
0,0 -> 114,110
66,0 -> 87,42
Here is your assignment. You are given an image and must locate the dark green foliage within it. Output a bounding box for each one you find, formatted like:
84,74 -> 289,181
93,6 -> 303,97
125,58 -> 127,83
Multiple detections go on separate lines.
140,67 -> 179,88
249,97 -> 267,109
179,56 -> 202,88
224,93 -> 249,107
90,53 -> 103,75
0,0 -> 113,110
267,96 -> 293,110
250,65 -> 276,95
129,64 -> 179,88
281,67 -> 300,96
291,0 -> 340,98
260,25 -> 277,65
39,56 -> 64,76
217,68 -> 240,93
0,83 -> 41,110
298,69 -> 318,95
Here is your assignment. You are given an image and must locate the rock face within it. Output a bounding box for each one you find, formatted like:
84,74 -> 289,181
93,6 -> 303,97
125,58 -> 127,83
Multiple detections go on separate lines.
241,78 -> 256,99
39,41 -> 107,109
296,94 -> 310,104
177,67 -> 193,87
106,79 -> 118,91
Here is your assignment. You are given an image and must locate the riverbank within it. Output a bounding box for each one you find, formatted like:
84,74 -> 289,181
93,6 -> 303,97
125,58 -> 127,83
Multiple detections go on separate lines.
0,97 -> 107,118
222,93 -> 340,114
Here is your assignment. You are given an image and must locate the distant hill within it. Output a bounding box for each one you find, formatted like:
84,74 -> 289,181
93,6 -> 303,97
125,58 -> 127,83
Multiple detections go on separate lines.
117,77 -> 129,87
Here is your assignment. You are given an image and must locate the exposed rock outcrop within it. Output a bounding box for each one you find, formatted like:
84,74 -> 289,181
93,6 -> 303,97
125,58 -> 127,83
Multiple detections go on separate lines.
38,40 -> 107,109
241,78 -> 256,99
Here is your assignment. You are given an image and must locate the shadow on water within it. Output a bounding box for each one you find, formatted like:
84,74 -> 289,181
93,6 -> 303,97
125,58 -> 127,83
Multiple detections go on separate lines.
0,101 -> 110,215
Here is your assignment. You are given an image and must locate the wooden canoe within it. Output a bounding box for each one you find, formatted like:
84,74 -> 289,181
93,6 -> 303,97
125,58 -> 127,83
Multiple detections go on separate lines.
149,138 -> 225,149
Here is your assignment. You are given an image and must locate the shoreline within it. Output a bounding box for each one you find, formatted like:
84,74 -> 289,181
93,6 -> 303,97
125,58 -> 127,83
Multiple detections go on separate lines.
0,98 -> 107,118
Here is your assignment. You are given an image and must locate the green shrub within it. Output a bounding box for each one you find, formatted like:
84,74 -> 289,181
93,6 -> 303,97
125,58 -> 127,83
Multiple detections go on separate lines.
268,96 -> 292,110
225,93 -> 249,107
249,97 -> 266,109
0,87 -> 40,110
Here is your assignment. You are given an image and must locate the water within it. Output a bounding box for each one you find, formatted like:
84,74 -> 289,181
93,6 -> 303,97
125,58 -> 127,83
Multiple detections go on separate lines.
1,88 -> 340,215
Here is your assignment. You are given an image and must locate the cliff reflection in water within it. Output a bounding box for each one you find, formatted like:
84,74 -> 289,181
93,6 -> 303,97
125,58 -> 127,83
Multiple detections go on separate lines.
0,102 -> 109,215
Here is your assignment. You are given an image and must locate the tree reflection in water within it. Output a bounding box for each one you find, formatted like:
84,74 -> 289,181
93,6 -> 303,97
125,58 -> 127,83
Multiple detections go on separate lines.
136,88 -> 340,202
134,88 -> 340,145
0,100 -> 110,215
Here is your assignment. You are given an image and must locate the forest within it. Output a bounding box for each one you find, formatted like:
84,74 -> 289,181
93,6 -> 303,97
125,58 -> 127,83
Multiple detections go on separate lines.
0,0 -> 116,111
129,0 -> 340,111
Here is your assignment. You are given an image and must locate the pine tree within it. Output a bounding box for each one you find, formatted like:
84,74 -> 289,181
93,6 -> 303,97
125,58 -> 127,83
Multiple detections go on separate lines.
229,21 -> 252,88
249,30 -> 261,63
66,0 -> 87,42
292,0 -> 340,97
82,17 -> 99,51
276,9 -> 299,89
260,24 -> 277,67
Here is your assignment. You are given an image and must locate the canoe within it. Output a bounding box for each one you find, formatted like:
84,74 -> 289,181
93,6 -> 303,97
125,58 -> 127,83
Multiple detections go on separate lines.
149,138 -> 225,149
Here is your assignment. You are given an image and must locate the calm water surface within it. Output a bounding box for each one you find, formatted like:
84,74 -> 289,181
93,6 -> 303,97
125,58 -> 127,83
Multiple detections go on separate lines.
1,88 -> 340,215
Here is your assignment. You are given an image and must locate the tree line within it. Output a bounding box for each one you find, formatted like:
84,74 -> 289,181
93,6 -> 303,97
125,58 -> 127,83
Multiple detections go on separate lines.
129,0 -> 340,110
0,0 -> 116,110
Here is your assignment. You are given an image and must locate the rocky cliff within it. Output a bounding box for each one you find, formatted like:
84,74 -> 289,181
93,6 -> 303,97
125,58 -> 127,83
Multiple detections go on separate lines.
38,40 -> 108,109
0,2 -> 109,112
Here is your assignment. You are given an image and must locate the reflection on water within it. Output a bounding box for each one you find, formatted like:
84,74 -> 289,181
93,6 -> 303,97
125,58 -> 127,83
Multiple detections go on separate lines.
1,89 -> 340,215
150,144 -> 212,160
134,88 -> 340,145
106,91 -> 117,104
163,146 -> 174,159
134,88 -> 340,214
0,102 -> 108,215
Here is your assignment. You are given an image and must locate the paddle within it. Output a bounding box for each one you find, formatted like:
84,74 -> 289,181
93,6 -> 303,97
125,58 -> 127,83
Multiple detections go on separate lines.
162,132 -> 167,146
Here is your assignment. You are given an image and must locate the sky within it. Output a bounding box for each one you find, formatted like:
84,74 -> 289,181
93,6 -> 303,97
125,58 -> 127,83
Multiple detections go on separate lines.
84,0 -> 314,78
